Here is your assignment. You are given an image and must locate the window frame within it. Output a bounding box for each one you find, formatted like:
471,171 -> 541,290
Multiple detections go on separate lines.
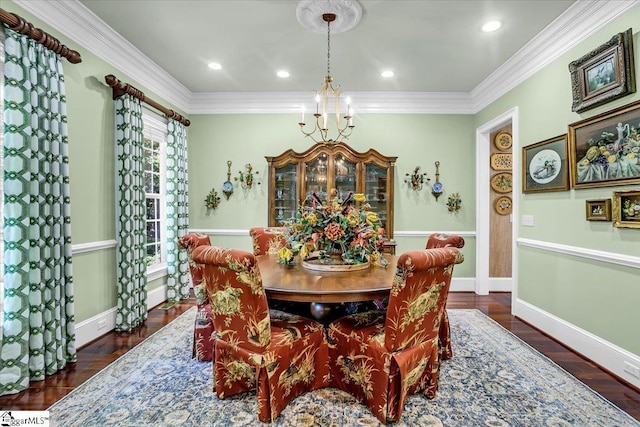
142,109 -> 168,280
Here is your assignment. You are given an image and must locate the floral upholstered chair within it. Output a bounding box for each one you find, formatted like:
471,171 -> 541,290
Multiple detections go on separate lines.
249,227 -> 287,256
425,233 -> 465,361
327,247 -> 461,424
191,245 -> 330,423
177,233 -> 215,362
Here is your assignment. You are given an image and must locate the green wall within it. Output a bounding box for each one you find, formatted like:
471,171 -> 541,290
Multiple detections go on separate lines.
187,113 -> 477,277
476,8 -> 640,355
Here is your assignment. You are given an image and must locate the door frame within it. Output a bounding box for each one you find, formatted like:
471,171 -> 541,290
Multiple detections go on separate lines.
475,107 -> 519,305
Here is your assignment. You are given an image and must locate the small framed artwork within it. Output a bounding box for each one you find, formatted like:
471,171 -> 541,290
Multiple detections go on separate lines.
569,28 -> 635,113
522,134 -> 570,193
494,131 -> 512,151
585,199 -> 611,221
568,98 -> 640,189
612,190 -> 640,229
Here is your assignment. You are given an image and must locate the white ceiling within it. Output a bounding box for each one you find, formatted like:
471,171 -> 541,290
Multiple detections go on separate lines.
13,0 -> 638,113
76,0 -> 575,93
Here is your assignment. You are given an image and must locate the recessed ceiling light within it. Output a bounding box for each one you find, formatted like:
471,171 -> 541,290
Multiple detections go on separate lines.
277,70 -> 290,78
482,21 -> 501,32
208,62 -> 222,70
381,70 -> 394,78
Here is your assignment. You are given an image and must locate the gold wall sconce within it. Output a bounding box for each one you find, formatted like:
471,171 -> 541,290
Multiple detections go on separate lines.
205,188 -> 221,210
235,163 -> 260,189
404,166 -> 429,190
446,192 -> 462,213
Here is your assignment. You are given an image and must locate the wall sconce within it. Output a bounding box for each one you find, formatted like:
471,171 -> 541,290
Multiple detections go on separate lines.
205,188 -> 221,210
404,166 -> 429,190
235,163 -> 260,189
446,192 -> 462,213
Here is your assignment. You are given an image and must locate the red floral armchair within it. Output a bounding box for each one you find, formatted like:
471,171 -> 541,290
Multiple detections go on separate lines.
327,248 -> 461,423
177,233 -> 215,362
249,227 -> 287,256
425,233 -> 465,361
191,245 -> 330,422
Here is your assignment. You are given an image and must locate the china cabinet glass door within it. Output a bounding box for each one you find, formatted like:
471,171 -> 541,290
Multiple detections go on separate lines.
334,154 -> 356,200
303,154 -> 328,205
274,164 -> 297,225
365,164 -> 388,231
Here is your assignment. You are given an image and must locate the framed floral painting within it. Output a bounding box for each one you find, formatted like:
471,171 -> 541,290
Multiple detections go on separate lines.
522,134 -> 570,193
612,190 -> 640,229
569,28 -> 635,113
568,99 -> 640,189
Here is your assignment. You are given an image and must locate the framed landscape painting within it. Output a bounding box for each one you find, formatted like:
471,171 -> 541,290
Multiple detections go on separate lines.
569,28 -> 635,113
568,99 -> 640,189
522,134 -> 569,193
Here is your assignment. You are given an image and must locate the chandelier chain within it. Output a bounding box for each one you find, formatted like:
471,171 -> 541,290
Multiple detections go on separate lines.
326,18 -> 331,76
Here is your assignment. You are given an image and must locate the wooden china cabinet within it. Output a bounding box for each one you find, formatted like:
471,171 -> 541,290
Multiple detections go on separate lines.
265,142 -> 397,242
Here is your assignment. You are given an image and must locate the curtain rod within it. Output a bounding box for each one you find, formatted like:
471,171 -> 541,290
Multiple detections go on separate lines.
104,74 -> 191,127
0,8 -> 81,64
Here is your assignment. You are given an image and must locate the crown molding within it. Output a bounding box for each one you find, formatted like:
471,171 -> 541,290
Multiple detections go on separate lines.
11,0 -> 639,115
189,91 -> 474,114
471,0 -> 640,112
12,0 -> 192,113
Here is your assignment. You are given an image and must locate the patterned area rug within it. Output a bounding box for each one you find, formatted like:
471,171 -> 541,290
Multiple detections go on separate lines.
49,308 -> 640,426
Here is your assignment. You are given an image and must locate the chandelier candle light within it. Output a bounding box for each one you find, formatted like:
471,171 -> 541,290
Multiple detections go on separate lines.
299,13 -> 354,144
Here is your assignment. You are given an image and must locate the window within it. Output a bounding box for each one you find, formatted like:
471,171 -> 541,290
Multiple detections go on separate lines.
142,109 -> 168,271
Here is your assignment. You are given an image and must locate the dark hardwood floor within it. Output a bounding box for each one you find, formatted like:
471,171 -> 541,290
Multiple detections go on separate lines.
1,292 -> 639,421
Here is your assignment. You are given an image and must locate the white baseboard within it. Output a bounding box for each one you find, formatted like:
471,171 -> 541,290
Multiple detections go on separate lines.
489,277 -> 512,292
75,284 -> 168,348
514,298 -> 640,389
449,277 -> 511,293
450,278 -> 475,292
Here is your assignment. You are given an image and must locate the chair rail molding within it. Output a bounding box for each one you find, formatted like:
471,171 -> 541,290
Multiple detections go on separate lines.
518,238 -> 640,269
71,239 -> 117,254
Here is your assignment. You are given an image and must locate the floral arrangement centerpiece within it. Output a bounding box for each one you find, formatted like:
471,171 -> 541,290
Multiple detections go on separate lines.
278,189 -> 386,267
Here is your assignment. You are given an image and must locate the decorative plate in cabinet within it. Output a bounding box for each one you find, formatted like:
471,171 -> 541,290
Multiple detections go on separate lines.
495,196 -> 512,215
494,131 -> 512,151
490,153 -> 512,171
490,172 -> 513,193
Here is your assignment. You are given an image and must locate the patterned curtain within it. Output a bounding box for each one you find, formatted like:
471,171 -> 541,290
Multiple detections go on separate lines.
114,94 -> 147,331
1,29 -> 76,395
165,120 -> 190,302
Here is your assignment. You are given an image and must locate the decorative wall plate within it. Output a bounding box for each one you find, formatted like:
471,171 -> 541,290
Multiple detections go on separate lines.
490,153 -> 513,170
494,131 -> 512,151
495,196 -> 513,215
491,172 -> 513,193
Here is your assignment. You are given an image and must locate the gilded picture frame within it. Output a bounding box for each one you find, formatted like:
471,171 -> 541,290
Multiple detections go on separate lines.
522,134 -> 570,193
569,28 -> 635,113
585,198 -> 611,221
612,190 -> 640,229
568,99 -> 640,189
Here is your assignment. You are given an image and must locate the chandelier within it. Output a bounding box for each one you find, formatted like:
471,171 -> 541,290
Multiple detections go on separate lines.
299,13 -> 354,145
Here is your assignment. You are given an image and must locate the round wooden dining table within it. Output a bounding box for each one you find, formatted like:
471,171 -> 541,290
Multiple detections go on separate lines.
257,253 -> 397,320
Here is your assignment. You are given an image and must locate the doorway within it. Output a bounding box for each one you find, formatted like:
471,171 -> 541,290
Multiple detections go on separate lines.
475,108 -> 519,305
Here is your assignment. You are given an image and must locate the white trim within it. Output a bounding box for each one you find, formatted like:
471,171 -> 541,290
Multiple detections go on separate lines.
518,238 -> 640,269
189,228 -> 250,236
189,91 -> 475,115
514,298 -> 640,390
75,284 -> 168,348
488,277 -> 512,292
394,230 -> 476,238
13,0 -> 638,115
71,239 -> 116,254
475,107 -> 519,296
147,264 -> 168,282
450,278 -> 476,293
